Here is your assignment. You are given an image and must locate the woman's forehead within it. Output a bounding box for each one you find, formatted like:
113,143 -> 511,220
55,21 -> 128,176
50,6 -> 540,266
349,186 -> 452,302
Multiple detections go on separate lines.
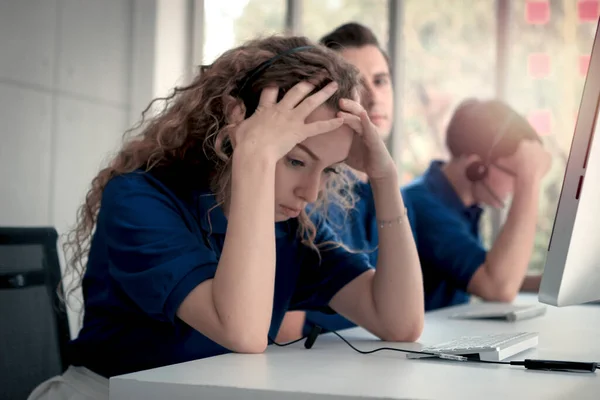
298,128 -> 353,165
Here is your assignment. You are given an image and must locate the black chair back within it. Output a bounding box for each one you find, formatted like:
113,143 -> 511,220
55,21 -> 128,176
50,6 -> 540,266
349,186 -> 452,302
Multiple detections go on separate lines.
0,227 -> 70,400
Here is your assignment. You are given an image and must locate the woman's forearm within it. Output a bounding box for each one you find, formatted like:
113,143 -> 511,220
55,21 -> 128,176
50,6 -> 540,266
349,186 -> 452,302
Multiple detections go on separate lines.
371,173 -> 424,340
211,147 -> 278,348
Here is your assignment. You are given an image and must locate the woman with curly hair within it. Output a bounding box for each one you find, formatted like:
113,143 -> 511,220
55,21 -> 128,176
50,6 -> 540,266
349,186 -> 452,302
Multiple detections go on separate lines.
28,35 -> 423,400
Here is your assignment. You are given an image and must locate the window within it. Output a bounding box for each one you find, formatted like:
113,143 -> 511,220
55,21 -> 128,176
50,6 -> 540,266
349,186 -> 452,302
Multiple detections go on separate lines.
203,0 -> 285,64
400,0 -> 497,245
400,0 -> 497,182
301,0 -> 388,44
506,0 -> 599,273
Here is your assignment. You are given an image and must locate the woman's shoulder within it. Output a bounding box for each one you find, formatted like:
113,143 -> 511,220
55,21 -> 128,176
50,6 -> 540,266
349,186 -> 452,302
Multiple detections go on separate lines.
104,168 -> 211,204
102,170 -> 174,206
97,170 -> 219,245
100,171 -> 151,206
101,169 -> 215,226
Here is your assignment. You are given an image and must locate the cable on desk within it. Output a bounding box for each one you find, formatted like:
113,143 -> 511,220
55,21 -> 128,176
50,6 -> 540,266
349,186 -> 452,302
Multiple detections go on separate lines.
268,325 -> 324,349
268,329 -> 455,359
268,335 -> 307,347
327,329 -> 596,372
268,326 -> 597,373
328,330 -> 463,360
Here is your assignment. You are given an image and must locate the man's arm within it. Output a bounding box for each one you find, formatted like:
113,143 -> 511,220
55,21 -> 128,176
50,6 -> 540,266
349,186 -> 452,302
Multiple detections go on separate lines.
467,141 -> 551,302
520,275 -> 542,293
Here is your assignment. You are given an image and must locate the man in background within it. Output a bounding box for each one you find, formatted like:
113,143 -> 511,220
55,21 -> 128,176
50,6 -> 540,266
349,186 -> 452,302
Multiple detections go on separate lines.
402,98 -> 551,311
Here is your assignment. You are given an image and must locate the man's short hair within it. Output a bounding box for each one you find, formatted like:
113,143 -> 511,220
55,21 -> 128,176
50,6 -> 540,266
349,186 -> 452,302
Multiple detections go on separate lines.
446,98 -> 541,161
319,22 -> 382,50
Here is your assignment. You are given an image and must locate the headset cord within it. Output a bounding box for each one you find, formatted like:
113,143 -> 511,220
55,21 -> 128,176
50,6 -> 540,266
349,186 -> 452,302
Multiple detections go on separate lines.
270,326 -> 597,372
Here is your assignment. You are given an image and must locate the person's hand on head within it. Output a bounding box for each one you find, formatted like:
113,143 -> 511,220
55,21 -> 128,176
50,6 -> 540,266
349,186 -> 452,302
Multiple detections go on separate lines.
510,139 -> 552,183
229,81 -> 343,160
337,97 -> 396,181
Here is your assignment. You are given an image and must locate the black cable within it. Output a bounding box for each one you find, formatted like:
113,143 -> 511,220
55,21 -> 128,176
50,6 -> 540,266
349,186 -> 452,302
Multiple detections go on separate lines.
268,325 -> 322,349
330,330 -> 446,357
509,359 -> 598,372
329,330 -> 510,364
269,327 -> 597,373
329,330 -> 598,372
268,335 -> 307,347
268,329 -> 507,363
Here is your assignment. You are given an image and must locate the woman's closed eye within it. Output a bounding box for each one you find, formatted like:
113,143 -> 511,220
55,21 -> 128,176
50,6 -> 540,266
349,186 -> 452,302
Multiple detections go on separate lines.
286,157 -> 305,168
286,157 -> 339,175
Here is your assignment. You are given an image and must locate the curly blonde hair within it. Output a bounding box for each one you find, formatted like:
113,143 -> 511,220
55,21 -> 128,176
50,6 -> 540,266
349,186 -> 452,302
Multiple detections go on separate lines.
61,35 -> 361,301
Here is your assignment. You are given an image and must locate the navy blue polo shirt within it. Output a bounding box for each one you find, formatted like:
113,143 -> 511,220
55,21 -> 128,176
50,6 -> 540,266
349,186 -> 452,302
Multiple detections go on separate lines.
401,160 -> 486,311
323,181 -> 380,266
304,180 -> 417,333
69,168 -> 371,377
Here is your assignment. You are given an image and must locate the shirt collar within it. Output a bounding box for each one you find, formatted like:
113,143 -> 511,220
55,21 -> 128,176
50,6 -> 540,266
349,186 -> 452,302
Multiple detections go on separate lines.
195,192 -> 290,238
423,160 -> 483,220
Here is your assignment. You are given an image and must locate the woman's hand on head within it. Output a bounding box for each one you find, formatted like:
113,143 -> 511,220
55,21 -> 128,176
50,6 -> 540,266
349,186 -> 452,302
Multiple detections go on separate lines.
230,81 -> 343,162
338,98 -> 397,181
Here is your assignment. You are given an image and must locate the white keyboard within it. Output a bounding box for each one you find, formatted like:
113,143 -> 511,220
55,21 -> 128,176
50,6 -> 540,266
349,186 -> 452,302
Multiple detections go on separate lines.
408,332 -> 538,362
448,303 -> 547,322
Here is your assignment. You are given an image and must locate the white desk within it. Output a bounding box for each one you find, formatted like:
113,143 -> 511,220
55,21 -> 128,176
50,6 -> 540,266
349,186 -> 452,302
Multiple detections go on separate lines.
110,295 -> 600,399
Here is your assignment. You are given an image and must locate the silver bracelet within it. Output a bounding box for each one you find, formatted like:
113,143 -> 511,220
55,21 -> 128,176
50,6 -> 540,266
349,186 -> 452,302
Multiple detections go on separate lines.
377,207 -> 408,228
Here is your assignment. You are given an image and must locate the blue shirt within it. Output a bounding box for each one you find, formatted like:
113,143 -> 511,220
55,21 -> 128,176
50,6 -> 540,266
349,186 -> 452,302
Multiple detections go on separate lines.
401,160 -> 486,311
69,168 -> 371,377
323,181 -> 380,266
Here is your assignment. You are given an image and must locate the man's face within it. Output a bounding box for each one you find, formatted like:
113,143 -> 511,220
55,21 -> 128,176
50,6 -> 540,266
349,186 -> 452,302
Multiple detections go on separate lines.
473,156 -> 517,208
339,45 -> 394,141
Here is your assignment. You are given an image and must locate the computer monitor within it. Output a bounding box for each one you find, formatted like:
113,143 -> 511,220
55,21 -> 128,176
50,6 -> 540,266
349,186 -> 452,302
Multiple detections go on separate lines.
539,20 -> 600,307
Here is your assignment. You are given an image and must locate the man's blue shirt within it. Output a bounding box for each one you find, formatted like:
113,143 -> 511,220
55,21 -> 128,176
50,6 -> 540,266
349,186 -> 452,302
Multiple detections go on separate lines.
402,160 -> 486,311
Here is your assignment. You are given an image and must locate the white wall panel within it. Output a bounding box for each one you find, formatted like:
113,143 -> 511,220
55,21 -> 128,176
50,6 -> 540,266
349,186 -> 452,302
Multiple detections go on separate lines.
0,83 -> 53,225
58,0 -> 131,104
51,98 -> 127,235
0,0 -> 58,88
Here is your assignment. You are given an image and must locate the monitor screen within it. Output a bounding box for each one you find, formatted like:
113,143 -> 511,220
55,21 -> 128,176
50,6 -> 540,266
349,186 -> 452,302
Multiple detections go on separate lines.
539,20 -> 600,307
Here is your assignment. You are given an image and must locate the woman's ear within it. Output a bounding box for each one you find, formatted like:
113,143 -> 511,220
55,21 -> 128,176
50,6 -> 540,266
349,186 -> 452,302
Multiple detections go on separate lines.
230,104 -> 245,124
226,96 -> 246,125
214,98 -> 246,158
